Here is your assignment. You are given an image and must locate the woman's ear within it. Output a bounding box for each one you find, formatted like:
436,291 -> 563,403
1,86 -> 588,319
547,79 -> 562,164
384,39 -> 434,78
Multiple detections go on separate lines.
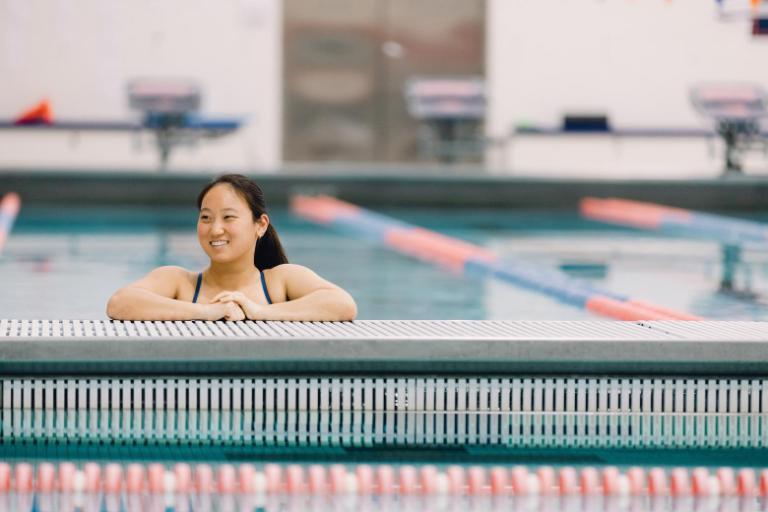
257,213 -> 270,237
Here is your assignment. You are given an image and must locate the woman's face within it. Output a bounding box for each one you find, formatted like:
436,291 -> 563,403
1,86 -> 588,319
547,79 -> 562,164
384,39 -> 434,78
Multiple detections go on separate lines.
197,184 -> 267,264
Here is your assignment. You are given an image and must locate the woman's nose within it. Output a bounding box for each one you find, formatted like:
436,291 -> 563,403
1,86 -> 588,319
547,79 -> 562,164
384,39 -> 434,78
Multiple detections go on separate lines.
210,220 -> 225,235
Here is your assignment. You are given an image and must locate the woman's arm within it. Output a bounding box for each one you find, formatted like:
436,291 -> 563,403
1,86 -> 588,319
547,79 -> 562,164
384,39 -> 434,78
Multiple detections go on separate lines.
106,266 -> 244,321
213,264 -> 357,322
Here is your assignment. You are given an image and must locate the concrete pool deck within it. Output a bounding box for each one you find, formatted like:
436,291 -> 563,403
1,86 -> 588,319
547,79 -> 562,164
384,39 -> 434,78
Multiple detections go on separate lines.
2,319 -> 767,377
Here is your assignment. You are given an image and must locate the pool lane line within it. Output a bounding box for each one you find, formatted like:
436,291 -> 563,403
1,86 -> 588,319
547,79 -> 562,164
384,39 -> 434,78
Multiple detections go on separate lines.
1,461 -> 767,498
0,192 -> 21,256
291,195 -> 702,321
581,197 -> 768,247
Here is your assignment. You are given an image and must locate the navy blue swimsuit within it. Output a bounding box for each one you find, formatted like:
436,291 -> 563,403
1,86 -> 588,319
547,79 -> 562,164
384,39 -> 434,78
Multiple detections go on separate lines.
191,271 -> 273,304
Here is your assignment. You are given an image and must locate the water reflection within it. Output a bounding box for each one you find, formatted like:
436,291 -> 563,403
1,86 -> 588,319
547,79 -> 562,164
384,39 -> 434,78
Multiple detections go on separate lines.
0,486 -> 765,512
3,409 -> 765,451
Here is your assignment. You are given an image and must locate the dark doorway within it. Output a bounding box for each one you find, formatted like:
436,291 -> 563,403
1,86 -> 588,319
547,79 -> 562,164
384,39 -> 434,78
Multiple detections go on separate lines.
283,0 -> 486,163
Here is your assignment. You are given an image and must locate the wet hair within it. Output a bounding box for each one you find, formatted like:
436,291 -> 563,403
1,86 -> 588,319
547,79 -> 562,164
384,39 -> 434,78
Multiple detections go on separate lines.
197,174 -> 288,270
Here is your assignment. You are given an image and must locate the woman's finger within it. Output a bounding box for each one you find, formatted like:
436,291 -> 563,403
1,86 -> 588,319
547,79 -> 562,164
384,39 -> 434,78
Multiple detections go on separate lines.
220,290 -> 247,300
211,291 -> 230,302
225,294 -> 247,306
225,302 -> 246,321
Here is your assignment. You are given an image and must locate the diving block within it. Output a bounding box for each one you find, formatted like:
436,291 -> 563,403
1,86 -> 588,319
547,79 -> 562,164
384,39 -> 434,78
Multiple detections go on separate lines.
516,84 -> 768,173
581,197 -> 768,248
291,195 -> 702,321
515,125 -> 718,137
1,80 -> 245,167
0,115 -> 242,168
0,117 -> 240,133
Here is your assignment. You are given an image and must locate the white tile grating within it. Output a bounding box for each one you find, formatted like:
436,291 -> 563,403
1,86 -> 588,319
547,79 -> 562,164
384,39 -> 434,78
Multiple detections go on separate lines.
1,375 -> 765,415
636,321 -> 768,340
1,319 -> 767,340
1,319 -> 683,339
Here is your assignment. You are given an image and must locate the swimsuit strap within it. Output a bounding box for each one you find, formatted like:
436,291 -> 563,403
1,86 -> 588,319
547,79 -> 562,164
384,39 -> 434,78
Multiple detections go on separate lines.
193,271 -> 271,305
192,272 -> 203,304
260,270 -> 273,305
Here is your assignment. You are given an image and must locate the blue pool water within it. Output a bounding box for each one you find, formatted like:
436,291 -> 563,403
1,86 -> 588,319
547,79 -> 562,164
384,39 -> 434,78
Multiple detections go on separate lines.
1,206 -> 767,320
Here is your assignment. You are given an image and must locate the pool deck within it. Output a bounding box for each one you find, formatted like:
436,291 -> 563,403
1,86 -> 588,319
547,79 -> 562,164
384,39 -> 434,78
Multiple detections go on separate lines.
2,166 -> 768,209
2,319 -> 767,376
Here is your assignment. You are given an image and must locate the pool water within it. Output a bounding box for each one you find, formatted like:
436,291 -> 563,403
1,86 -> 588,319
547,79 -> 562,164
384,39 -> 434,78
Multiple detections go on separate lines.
1,207 -> 767,321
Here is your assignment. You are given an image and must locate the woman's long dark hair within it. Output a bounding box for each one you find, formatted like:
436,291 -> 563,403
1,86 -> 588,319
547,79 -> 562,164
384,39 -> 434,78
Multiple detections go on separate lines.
197,174 -> 288,270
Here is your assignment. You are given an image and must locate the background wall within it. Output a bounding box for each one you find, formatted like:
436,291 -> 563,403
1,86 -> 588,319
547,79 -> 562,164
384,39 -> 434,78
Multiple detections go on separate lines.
282,0 -> 485,163
0,0 -> 281,171
486,0 -> 768,177
1,0 -> 766,176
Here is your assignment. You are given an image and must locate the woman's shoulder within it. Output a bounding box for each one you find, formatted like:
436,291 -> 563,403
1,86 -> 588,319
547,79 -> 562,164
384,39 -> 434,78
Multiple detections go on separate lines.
149,265 -> 195,278
122,266 -> 196,300
146,266 -> 198,287
262,264 -> 316,301
266,263 -> 308,275
264,263 -> 320,282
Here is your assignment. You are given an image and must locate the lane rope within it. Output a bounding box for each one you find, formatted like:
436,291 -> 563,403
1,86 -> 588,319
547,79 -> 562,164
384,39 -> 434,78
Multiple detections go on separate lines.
291,195 -> 701,321
0,462 -> 765,498
0,192 -> 21,256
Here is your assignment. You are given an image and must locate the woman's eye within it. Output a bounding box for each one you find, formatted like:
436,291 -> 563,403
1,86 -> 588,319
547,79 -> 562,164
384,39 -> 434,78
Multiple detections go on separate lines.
225,215 -> 236,219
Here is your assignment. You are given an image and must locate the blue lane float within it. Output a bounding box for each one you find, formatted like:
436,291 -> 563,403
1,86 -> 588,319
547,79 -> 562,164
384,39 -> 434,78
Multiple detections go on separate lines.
291,195 -> 701,321
581,197 -> 768,248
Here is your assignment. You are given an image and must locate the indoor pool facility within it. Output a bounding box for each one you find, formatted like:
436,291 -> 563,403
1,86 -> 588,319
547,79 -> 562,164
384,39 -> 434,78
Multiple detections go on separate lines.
2,195 -> 768,509
2,206 -> 767,321
2,0 -> 768,510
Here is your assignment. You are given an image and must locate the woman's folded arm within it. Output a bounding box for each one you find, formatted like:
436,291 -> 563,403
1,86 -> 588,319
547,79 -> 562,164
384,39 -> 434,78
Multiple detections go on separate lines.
108,287 -> 204,321
256,287 -> 356,322
106,266 -> 243,321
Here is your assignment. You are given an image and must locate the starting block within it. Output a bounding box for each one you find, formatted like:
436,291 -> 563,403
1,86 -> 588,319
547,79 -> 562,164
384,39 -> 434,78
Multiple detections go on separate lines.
690,83 -> 768,173
0,79 -> 243,168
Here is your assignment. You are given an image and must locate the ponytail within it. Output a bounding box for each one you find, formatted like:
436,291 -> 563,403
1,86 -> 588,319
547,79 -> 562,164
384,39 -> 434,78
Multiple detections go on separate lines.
255,224 -> 288,270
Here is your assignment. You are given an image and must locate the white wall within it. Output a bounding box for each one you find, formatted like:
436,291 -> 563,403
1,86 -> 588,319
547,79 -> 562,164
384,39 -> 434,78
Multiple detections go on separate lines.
0,0 -> 281,171
487,0 -> 768,177
2,0 -> 767,176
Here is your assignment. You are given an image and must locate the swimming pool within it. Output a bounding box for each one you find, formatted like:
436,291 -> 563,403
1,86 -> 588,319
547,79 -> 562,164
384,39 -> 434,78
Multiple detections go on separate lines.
2,206 -> 767,321
1,318 -> 766,511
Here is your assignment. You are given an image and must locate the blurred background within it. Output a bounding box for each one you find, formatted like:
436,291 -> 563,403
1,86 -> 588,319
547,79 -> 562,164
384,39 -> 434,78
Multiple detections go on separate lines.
1,0 -> 766,175
1,0 -> 768,321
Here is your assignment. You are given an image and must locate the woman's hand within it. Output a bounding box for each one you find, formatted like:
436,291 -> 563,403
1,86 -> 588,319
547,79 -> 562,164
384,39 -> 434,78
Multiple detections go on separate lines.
211,291 -> 266,320
203,301 -> 246,321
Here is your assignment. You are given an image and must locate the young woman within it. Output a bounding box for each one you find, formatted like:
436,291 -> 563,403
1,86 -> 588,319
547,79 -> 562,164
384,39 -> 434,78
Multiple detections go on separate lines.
107,174 -> 356,322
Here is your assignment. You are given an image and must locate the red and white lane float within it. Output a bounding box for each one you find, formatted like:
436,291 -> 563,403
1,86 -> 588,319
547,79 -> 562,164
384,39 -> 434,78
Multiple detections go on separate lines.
0,462 -> 763,501
581,197 -> 768,248
0,192 -> 21,257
